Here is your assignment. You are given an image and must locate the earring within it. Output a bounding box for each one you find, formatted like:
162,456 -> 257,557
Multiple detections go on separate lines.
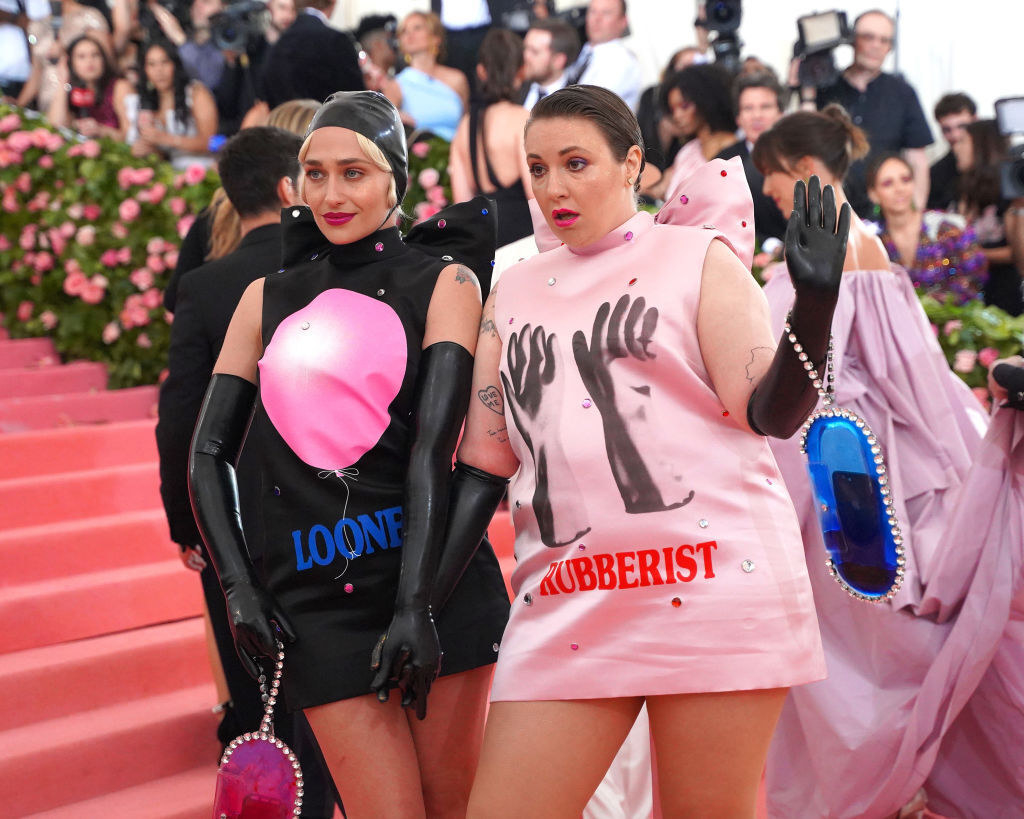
627,178 -> 633,185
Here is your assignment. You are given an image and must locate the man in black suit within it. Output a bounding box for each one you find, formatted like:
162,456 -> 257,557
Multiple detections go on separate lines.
261,0 -> 363,108
155,126 -> 340,818
716,71 -> 788,249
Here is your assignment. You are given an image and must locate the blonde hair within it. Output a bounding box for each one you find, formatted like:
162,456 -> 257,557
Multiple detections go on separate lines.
267,99 -> 320,136
297,130 -> 398,209
400,11 -> 445,60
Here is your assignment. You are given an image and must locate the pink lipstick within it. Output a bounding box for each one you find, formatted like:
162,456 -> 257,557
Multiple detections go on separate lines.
323,212 -> 355,226
552,208 -> 579,227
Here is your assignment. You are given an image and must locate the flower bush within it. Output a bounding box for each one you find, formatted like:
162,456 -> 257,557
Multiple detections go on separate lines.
404,136 -> 452,225
919,294 -> 1024,394
0,104 -> 218,387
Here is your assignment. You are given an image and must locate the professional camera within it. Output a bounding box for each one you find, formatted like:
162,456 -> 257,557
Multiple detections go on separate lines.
996,96 -> 1024,200
137,0 -> 191,37
697,0 -> 742,74
793,10 -> 852,89
209,0 -> 265,53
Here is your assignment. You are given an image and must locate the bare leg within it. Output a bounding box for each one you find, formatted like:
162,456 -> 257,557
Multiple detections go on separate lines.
407,665 -> 494,818
468,697 -> 645,818
646,687 -> 788,819
305,693 -> 426,819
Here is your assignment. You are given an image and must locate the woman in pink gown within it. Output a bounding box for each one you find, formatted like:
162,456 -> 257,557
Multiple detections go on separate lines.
437,84 -> 856,818
754,106 -> 1024,819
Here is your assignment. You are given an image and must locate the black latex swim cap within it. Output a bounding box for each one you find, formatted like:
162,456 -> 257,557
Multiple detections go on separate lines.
305,90 -> 409,204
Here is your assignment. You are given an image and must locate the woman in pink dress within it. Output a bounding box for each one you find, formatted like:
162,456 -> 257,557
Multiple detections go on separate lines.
432,84 -> 850,817
754,106 -> 1024,819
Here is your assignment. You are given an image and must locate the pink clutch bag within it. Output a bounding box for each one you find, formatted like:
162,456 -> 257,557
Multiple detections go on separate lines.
213,641 -> 304,819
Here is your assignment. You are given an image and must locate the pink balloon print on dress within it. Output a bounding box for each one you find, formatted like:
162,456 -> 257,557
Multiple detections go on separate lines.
259,289 -> 407,470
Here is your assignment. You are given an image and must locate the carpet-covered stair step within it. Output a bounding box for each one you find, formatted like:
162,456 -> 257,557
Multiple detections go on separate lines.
0,360 -> 107,399
0,683 -> 220,816
0,337 -> 57,370
1,418 -> 159,480
0,509 -> 176,587
0,617 -> 208,729
0,385 -> 158,433
0,559 -> 204,654
26,765 -> 219,819
0,462 -> 161,531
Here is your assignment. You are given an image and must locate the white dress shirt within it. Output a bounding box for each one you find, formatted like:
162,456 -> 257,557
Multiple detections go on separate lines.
522,71 -> 568,111
576,39 -> 643,111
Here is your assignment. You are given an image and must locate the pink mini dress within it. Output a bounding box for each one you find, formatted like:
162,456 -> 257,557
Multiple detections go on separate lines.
489,159 -> 826,702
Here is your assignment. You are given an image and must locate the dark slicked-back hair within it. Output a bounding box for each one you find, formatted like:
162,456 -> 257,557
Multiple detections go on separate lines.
529,84 -> 645,191
752,104 -> 869,182
218,127 -> 302,217
479,28 -> 524,104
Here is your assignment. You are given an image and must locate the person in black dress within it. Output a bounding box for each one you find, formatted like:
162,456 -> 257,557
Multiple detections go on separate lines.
189,91 -> 509,817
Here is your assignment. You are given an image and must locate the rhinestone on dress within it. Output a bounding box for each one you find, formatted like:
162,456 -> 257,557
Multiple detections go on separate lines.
481,208 -> 489,215
679,194 -> 689,204
698,518 -> 709,528
578,543 -> 586,550
442,254 -> 453,261
376,288 -> 385,296
582,399 -> 592,408
310,253 -> 318,260
624,230 -> 634,240
628,277 -> 638,285
273,486 -> 281,496
720,169 -> 728,177
523,593 -> 533,605
300,321 -> 310,330
671,597 -> 682,607
492,642 -> 500,652
438,219 -> 446,228
570,642 -> 579,651
741,559 -> 755,572
547,277 -> 556,286
344,583 -> 353,593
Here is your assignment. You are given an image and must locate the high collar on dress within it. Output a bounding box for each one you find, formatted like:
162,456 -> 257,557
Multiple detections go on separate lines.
328,226 -> 405,270
565,211 -> 654,257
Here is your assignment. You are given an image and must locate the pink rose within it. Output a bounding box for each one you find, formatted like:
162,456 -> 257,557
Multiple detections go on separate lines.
39,310 -> 57,330
411,142 -> 430,158
943,320 -> 962,336
111,222 -> 129,239
130,268 -> 155,290
145,182 -> 167,204
2,190 -> 18,212
16,301 -> 33,321
413,201 -> 441,222
158,367 -> 169,383
977,347 -> 1001,369
80,283 -> 105,304
971,386 -> 991,408
7,131 -> 33,152
176,215 -> 196,238
425,185 -> 447,206
136,332 -> 152,348
18,228 -> 35,251
63,271 -> 87,296
0,113 -> 21,133
65,259 -> 83,276
146,254 -> 166,274
118,198 -> 141,223
116,247 -> 132,264
173,173 -> 185,189
81,140 -> 100,158
0,235 -> 9,251
169,196 -> 187,216
100,249 -> 119,266
953,349 -> 978,373
58,221 -> 75,238
76,225 -> 96,246
102,322 -> 121,344
163,249 -> 179,268
146,236 -> 166,255
15,171 -> 30,193
43,132 -> 63,152
0,146 -> 22,167
30,128 -> 51,148
83,204 -> 101,221
142,287 -> 162,309
417,167 -> 440,189
184,163 -> 207,185
30,272 -> 41,285
33,251 -> 53,272
38,154 -> 54,169
49,234 -> 66,257
91,274 -> 108,289
117,167 -> 134,189
931,323 -> 940,337
67,203 -> 84,220
164,310 -> 174,324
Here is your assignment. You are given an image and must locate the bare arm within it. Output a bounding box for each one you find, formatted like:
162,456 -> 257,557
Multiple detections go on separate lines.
449,115 -> 475,203
905,148 -> 930,213
213,278 -> 264,381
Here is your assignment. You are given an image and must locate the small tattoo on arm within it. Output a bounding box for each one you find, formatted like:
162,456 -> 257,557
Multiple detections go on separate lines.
478,386 -> 503,413
488,425 -> 509,444
454,265 -> 473,284
479,316 -> 497,338
745,347 -> 773,383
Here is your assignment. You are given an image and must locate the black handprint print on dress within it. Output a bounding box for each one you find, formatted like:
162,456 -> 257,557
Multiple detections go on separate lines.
501,324 -> 592,547
572,294 -> 695,514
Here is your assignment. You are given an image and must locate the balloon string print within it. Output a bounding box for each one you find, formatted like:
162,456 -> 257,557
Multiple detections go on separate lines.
316,466 -> 360,580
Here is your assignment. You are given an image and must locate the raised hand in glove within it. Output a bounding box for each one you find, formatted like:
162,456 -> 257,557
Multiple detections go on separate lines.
785,175 -> 851,305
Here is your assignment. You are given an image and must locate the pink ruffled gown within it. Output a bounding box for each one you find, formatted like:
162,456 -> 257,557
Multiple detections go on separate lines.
762,262 -> 1024,818
488,159 -> 826,702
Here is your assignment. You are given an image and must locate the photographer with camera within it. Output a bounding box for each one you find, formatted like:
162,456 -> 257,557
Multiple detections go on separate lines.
797,9 -> 932,220
205,0 -> 273,136
146,0 -> 224,92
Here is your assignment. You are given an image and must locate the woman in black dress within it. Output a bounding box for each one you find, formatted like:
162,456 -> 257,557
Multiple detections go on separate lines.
189,91 -> 509,817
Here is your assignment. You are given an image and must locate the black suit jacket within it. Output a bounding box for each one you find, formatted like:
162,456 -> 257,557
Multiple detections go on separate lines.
716,139 -> 788,246
261,12 -> 364,108
155,222 -> 282,547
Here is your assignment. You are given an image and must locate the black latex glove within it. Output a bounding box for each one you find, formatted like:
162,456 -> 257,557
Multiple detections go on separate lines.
747,176 -> 851,438
189,373 -> 296,679
430,462 -> 509,612
369,341 -> 474,719
992,362 -> 1024,410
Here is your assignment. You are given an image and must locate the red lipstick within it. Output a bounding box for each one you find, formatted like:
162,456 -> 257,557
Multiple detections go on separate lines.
552,208 -> 579,227
323,212 -> 355,226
